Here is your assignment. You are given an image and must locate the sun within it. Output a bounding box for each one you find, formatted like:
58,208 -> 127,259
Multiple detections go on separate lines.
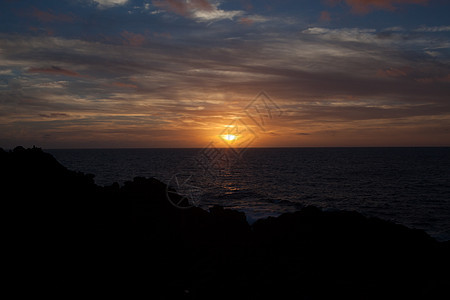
222,134 -> 237,141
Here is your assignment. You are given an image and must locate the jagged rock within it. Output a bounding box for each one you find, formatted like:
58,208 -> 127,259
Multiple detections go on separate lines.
1,147 -> 448,299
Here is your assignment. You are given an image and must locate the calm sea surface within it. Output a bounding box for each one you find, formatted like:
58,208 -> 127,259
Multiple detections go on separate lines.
47,147 -> 450,241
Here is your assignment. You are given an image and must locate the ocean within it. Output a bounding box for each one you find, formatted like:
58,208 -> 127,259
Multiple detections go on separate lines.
47,147 -> 450,241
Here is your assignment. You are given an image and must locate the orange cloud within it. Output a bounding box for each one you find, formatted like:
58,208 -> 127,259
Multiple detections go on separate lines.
377,67 -> 412,78
28,66 -> 80,77
152,0 -> 213,16
241,0 -> 253,11
121,30 -> 146,47
319,11 -> 331,21
439,74 -> 450,83
28,26 -> 55,36
416,74 -> 450,84
239,17 -> 253,25
39,113 -> 70,119
325,0 -> 428,14
112,82 -> 138,89
378,67 -> 450,83
32,8 -> 74,23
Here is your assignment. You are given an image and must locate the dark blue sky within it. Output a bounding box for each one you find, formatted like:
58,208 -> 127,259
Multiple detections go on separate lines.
1,0 -> 449,148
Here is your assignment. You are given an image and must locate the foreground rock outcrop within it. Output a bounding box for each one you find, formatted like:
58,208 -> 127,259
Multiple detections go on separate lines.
1,147 -> 449,299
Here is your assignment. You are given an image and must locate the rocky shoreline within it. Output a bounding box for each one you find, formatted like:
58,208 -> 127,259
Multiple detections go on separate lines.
2,146 -> 449,299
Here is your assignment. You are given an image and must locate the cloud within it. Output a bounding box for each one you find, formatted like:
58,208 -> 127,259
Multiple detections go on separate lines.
415,74 -> 450,84
438,74 -> 450,83
319,11 -> 331,22
28,66 -> 81,77
39,113 -> 71,119
0,69 -> 14,75
92,0 -> 129,8
377,67 -> 412,78
376,65 -> 450,84
301,27 -> 377,43
325,0 -> 429,14
153,32 -> 172,39
152,0 -> 244,22
112,81 -> 138,89
415,25 -> 450,32
238,14 -> 270,25
32,8 -> 74,23
239,17 -> 253,25
383,26 -> 404,32
152,0 -> 213,16
192,6 -> 243,22
121,30 -> 146,46
1,22 -> 449,147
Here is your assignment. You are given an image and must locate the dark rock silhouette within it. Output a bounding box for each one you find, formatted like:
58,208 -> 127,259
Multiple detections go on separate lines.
1,147 -> 449,299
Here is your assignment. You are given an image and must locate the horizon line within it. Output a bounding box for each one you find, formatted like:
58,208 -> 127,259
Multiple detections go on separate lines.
38,145 -> 450,150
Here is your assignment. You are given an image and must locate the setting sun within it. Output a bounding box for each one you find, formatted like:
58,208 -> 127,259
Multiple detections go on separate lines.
222,134 -> 237,141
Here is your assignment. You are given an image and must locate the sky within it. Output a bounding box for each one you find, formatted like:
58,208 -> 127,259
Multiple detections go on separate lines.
1,0 -> 449,148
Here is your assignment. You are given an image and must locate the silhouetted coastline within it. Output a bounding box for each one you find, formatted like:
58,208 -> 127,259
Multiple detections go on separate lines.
2,147 -> 449,299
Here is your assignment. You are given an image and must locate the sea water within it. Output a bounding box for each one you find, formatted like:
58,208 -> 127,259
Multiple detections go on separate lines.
48,147 -> 450,241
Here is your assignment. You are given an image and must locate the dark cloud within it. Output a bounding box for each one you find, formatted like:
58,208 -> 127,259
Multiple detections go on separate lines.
325,0 -> 429,14
31,8 -> 75,23
38,113 -> 71,118
28,66 -> 81,77
0,0 -> 449,147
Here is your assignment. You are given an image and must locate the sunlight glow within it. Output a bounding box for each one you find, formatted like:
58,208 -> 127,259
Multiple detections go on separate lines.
222,134 -> 237,141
